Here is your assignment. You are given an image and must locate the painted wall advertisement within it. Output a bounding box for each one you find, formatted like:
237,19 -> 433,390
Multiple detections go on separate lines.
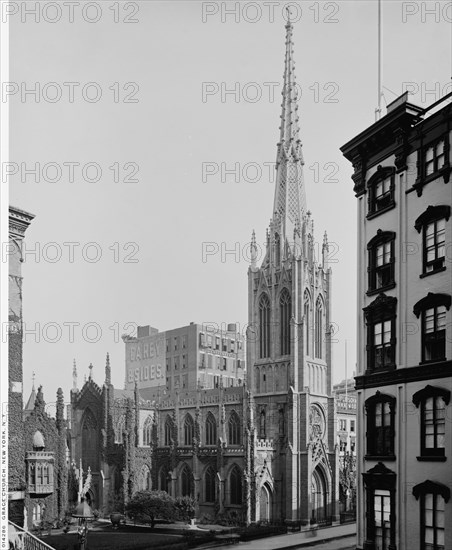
125,333 -> 166,390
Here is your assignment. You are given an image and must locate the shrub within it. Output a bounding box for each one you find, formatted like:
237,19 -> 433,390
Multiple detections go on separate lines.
174,496 -> 196,522
126,490 -> 176,529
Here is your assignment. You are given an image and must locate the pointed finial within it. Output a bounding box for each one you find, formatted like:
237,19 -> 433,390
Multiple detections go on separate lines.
105,353 -> 111,385
88,363 -> 93,380
32,371 -> 36,390
285,6 -> 293,26
73,359 -> 78,390
251,230 -> 257,268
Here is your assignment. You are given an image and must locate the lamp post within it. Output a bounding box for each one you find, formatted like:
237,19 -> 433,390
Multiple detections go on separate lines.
72,497 -> 93,550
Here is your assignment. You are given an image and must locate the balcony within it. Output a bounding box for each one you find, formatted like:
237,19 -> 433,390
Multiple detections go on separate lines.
26,451 -> 55,495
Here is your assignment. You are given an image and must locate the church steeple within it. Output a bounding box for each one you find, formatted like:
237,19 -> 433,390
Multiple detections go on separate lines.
271,13 -> 307,259
105,352 -> 111,386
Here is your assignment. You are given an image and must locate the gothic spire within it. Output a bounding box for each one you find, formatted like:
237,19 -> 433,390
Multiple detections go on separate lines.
272,14 -> 307,254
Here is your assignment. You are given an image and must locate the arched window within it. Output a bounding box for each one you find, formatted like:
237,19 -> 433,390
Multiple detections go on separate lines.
143,415 -> 153,446
164,415 -> 173,446
205,466 -> 216,503
367,165 -> 395,217
228,411 -> 241,445
205,413 -> 217,446
280,289 -> 291,355
159,466 -> 169,493
115,415 -> 125,445
181,465 -> 192,497
259,294 -> 271,359
82,409 -> 99,471
184,414 -> 194,446
140,465 -> 151,491
230,466 -> 242,505
255,366 -> 260,393
315,298 -> 323,359
259,409 -> 266,439
304,291 -> 311,356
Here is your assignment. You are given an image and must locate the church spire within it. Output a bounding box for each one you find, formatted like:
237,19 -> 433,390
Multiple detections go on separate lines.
72,359 -> 78,390
272,13 -> 307,255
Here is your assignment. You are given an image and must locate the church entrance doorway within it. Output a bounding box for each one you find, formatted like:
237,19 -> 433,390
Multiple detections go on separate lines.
259,484 -> 272,522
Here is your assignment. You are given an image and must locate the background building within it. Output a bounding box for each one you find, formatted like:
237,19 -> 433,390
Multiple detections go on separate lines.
246,18 -> 338,526
341,93 -> 451,550
8,206 -> 34,526
333,379 -> 357,456
124,323 -> 245,394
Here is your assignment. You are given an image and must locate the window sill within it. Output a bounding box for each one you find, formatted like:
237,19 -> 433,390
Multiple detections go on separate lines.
417,456 -> 446,462
366,202 -> 396,220
419,358 -> 447,366
420,266 -> 446,279
366,282 -> 396,296
365,455 -> 396,461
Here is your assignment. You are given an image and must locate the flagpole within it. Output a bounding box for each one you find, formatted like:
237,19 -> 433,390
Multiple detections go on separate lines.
376,0 -> 382,120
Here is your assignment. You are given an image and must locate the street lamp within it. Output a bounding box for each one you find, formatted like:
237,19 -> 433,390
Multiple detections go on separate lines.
72,497 -> 94,550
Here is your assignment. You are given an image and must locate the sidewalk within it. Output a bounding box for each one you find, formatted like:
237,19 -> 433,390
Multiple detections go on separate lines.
216,522 -> 356,550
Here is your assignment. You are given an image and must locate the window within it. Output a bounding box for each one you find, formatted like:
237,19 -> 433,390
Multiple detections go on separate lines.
181,465 -> 192,497
182,374 -> 188,388
365,392 -> 395,459
230,340 -> 235,353
205,467 -> 216,503
315,298 -> 323,359
350,420 -> 355,433
367,166 -> 395,218
413,385 -> 450,460
199,333 -> 205,347
425,139 -> 446,177
259,294 -> 271,358
184,414 -> 194,446
413,480 -> 450,550
173,337 -> 178,351
228,411 -> 241,445
340,440 -> 347,453
367,230 -> 395,294
182,355 -> 186,369
222,358 -> 227,371
166,339 -> 169,352
115,416 -> 125,444
339,419 -> 347,432
304,291 -> 311,356
174,375 -> 180,389
143,416 -> 153,446
166,358 -> 170,372
364,294 -> 397,372
259,409 -> 266,439
205,413 -> 217,445
215,337 -> 220,350
174,356 -> 179,370
222,338 -> 227,352
350,440 -> 356,453
415,205 -> 450,276
229,466 -> 242,505
182,335 -> 187,349
414,293 -> 451,363
280,289 -> 291,355
159,467 -> 169,493
164,415 -> 173,446
363,462 -> 396,550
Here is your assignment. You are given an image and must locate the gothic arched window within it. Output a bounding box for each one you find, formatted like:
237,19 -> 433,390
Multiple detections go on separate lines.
205,466 -> 216,503
304,291 -> 311,356
315,298 -> 323,359
115,415 -> 125,445
181,464 -> 192,497
143,415 -> 153,446
259,409 -> 266,439
275,233 -> 281,265
159,466 -> 169,493
230,466 -> 242,505
164,415 -> 173,446
228,411 -> 241,445
259,294 -> 271,359
82,409 -> 99,471
184,414 -> 194,446
280,289 -> 291,356
205,413 -> 217,446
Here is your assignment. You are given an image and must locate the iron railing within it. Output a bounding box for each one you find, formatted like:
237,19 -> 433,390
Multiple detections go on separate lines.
8,521 -> 56,550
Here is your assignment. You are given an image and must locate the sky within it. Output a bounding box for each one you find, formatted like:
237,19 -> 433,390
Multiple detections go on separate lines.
7,0 -> 452,411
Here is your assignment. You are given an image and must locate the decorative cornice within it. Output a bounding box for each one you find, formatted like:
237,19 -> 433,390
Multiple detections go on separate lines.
413,292 -> 451,318
413,480 -> 450,502
412,385 -> 451,408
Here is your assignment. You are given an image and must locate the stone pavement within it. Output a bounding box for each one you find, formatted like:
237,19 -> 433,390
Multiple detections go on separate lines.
215,522 -> 356,550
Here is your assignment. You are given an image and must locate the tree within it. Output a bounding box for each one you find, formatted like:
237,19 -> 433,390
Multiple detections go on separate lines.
174,496 -> 196,522
339,452 -> 357,512
126,490 -> 175,529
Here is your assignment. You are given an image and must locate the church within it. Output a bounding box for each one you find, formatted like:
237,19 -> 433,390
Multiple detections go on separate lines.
245,16 -> 338,525
67,17 -> 339,527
